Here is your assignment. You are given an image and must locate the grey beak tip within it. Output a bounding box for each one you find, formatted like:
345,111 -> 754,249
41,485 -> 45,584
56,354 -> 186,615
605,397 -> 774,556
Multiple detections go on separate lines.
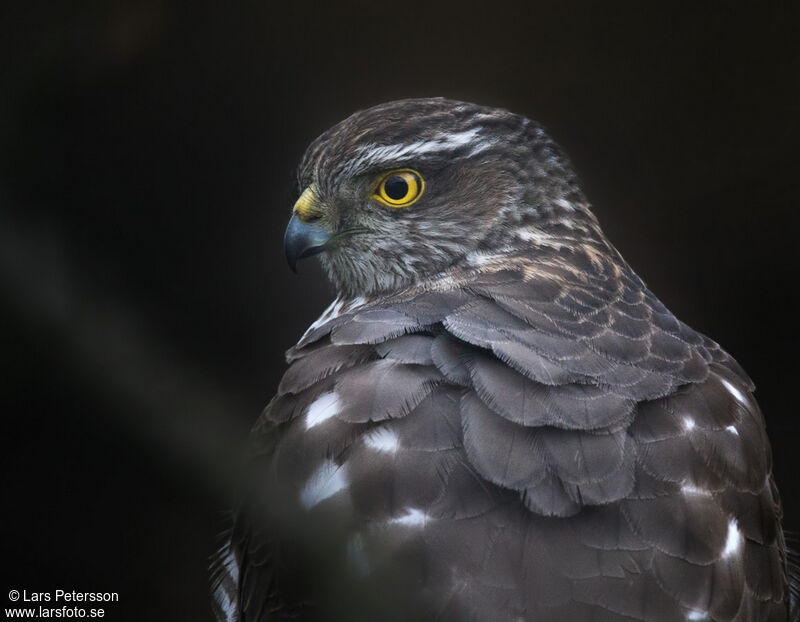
284,213 -> 331,271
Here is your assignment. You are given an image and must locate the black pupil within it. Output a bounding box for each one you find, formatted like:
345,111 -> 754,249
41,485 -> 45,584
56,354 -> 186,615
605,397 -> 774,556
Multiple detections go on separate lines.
384,176 -> 409,201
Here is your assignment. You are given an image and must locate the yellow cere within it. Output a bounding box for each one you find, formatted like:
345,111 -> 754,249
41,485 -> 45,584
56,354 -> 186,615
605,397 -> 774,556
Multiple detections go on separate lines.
374,169 -> 425,208
293,183 -> 321,222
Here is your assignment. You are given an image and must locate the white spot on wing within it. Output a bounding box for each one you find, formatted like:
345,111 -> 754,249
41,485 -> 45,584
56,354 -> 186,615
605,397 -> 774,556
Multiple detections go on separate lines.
683,416 -> 696,431
213,585 -> 236,622
389,508 -> 429,527
300,460 -> 348,509
687,610 -> 708,620
720,377 -> 748,406
722,519 -> 742,558
301,296 -> 367,341
211,547 -> 239,622
726,425 -> 739,436
305,391 -> 340,429
349,296 -> 367,310
305,297 -> 343,335
364,427 -> 399,453
681,484 -> 711,496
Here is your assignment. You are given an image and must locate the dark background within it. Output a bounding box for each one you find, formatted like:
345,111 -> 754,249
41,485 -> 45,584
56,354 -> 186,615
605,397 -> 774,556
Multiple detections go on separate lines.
2,1 -> 798,620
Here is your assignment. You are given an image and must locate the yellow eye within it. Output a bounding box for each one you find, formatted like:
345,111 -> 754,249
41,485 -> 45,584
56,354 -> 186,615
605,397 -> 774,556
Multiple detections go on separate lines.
373,169 -> 425,207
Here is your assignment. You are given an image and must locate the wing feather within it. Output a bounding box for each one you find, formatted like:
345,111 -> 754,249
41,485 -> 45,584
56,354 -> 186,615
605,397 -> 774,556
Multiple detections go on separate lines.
229,251 -> 788,621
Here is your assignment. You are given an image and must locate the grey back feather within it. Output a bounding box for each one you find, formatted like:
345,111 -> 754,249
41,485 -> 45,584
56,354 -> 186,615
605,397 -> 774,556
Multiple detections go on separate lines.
220,245 -> 791,621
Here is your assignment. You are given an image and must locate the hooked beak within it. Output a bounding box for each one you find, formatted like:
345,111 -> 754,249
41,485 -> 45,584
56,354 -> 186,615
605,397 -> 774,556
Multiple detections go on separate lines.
284,184 -> 332,272
284,213 -> 331,272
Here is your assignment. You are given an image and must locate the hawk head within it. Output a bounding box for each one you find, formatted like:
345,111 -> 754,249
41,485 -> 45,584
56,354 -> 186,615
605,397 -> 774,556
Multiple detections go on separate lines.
284,98 -> 601,297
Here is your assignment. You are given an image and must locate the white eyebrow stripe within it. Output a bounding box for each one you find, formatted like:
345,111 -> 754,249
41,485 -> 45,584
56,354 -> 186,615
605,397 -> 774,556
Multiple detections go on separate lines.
343,127 -> 494,174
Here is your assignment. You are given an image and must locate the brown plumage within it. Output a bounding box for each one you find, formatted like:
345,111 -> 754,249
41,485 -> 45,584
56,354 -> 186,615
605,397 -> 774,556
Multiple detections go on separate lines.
213,98 -> 795,621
